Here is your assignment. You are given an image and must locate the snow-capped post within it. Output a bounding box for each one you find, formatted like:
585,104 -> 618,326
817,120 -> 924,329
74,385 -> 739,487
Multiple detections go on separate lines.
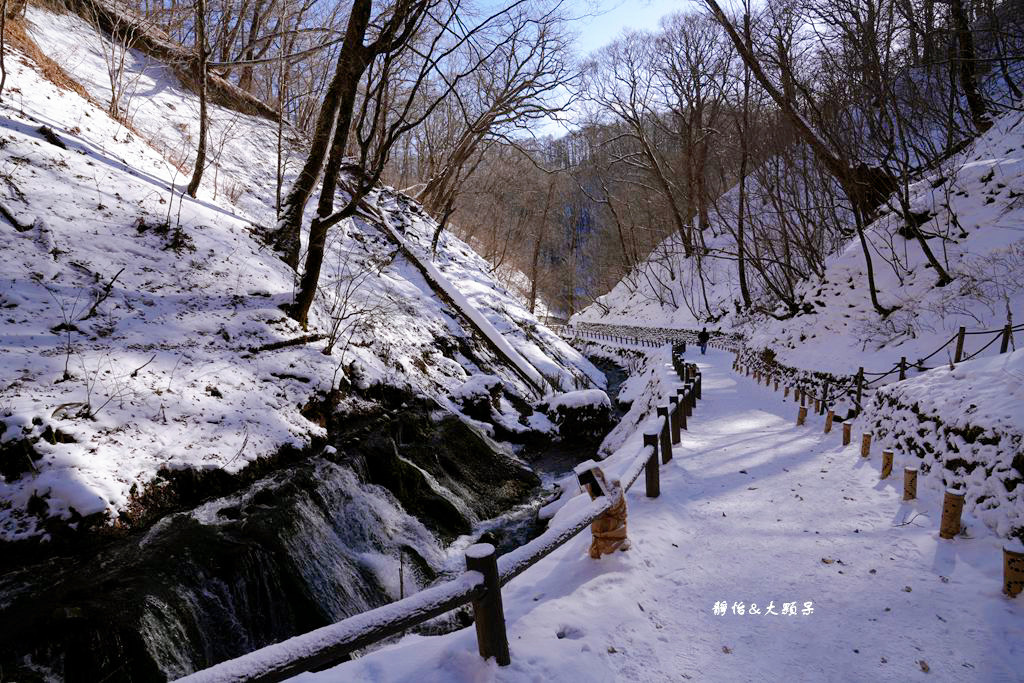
684,384 -> 694,417
814,398 -> 821,413
784,386 -> 790,398
1004,542 -> 1024,598
954,327 -> 966,363
669,395 -> 681,444
820,381 -> 829,415
881,450 -> 893,479
643,432 -> 660,497
843,422 -> 852,446
582,467 -> 629,559
465,543 -> 510,666
796,405 -> 808,426
903,467 -> 917,500
899,357 -> 907,381
656,407 -> 672,461
824,410 -> 834,433
939,488 -> 966,539
800,390 -> 806,407
774,379 -> 779,392
861,432 -> 872,458
676,387 -> 688,431
1001,323 -> 1012,354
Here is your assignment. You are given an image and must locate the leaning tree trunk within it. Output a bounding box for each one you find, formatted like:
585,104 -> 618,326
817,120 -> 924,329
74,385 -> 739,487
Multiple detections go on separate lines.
186,0 -> 207,198
271,0 -> 373,269
290,53 -> 369,328
704,0 -> 896,220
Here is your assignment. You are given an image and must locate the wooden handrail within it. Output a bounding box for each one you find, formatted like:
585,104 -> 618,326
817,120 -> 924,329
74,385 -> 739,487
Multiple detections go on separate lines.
176,571 -> 487,683
177,343 -> 697,683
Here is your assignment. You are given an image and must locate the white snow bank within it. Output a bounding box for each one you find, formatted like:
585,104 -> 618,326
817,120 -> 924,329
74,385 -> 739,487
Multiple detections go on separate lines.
545,389 -> 611,412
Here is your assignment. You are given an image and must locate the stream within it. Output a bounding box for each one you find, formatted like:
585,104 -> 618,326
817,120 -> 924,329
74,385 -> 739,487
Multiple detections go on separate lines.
0,358 -> 629,682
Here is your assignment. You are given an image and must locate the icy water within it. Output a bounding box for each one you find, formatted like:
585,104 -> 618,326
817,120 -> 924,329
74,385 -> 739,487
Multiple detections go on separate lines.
0,362 -> 629,681
525,355 -> 628,482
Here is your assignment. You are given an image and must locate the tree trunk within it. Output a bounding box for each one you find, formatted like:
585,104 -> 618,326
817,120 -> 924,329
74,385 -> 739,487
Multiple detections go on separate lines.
186,0 -> 207,198
271,0 -> 373,268
1,0 -> 9,103
736,11 -> 753,310
853,204 -> 891,316
290,47 -> 370,328
950,0 -> 990,131
703,0 -> 895,219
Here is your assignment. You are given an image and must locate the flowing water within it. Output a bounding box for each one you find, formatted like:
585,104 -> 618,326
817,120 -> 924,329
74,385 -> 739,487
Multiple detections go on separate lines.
0,360 -> 629,682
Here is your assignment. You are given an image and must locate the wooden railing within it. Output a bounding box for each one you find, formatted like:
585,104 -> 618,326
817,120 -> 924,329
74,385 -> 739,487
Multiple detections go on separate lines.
177,348 -> 702,683
571,320 -> 1018,416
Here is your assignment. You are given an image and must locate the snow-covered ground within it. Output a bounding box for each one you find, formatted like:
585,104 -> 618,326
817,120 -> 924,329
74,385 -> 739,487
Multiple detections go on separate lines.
0,6 -> 599,540
298,348 -> 1024,681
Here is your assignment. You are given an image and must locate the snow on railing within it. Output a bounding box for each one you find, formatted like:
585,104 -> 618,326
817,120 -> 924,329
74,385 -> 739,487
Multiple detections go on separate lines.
176,571 -> 487,683
734,321 -> 1022,417
175,342 -> 703,683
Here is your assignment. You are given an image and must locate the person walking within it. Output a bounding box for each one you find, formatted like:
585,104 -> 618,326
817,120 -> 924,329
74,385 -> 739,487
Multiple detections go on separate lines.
697,327 -> 710,355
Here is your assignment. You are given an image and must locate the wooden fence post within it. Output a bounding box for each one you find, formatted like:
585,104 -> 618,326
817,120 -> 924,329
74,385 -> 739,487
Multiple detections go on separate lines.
466,543 -> 510,666
1005,543 -> 1024,597
684,384 -> 694,417
643,432 -> 660,498
669,395 -> 681,444
1001,323 -> 1013,354
676,387 -> 688,431
861,432 -> 872,458
656,407 -> 672,463
954,327 -> 966,363
824,410 -> 834,433
695,373 -> 702,400
903,467 -> 917,500
881,450 -> 893,479
797,405 -> 808,426
899,357 -> 907,381
939,489 -> 965,539
842,422 -> 851,446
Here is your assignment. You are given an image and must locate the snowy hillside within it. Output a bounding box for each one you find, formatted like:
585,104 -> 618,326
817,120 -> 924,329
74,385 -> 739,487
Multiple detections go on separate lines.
573,110 -> 1024,377
0,5 -> 600,541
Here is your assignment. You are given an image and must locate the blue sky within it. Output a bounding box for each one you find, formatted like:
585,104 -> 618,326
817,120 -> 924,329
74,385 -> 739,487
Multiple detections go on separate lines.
571,0 -> 700,56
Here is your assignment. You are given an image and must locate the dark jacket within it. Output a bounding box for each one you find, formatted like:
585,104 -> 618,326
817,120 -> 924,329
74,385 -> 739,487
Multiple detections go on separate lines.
697,330 -> 710,344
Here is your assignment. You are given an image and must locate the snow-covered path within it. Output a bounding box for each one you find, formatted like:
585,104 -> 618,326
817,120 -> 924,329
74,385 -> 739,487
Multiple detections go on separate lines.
299,348 -> 1024,682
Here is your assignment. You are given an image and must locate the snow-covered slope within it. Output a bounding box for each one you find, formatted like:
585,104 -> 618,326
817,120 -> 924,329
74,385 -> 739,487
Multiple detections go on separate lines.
0,6 -> 600,541
858,348 -> 1024,538
574,111 -> 1024,378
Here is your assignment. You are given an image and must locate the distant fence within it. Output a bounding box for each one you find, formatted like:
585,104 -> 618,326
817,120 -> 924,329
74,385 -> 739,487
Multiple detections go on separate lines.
568,320 -> 1019,417
177,349 -> 702,682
